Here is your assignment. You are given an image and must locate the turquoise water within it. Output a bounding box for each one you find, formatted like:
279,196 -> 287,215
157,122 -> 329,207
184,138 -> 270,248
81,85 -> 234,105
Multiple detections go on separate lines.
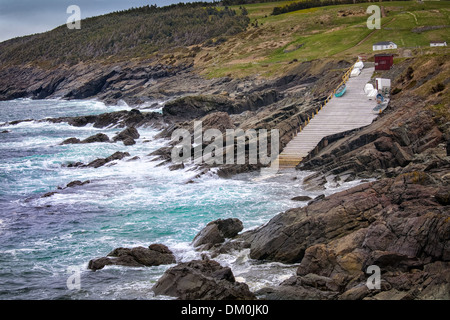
0,99 -> 363,299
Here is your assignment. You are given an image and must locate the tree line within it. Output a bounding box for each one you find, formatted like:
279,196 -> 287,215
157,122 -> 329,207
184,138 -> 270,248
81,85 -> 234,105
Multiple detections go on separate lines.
272,0 -> 410,15
0,4 -> 249,67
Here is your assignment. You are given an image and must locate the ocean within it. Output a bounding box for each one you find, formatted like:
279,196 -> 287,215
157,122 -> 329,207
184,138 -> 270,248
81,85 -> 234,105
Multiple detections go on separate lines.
0,99 -> 365,299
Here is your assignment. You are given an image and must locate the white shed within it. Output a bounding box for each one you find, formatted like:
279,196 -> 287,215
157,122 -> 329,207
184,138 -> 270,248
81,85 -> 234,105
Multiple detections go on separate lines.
373,41 -> 397,51
430,41 -> 447,47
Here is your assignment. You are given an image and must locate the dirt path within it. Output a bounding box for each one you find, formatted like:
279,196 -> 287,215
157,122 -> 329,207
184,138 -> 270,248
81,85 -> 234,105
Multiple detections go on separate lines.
354,17 -> 397,47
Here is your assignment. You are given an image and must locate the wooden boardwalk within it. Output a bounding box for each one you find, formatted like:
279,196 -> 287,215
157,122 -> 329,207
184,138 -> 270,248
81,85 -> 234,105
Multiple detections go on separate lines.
277,66 -> 378,169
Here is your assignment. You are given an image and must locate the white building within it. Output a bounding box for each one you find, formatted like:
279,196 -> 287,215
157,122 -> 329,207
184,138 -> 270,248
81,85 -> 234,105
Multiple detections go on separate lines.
373,41 -> 397,51
430,41 -> 447,47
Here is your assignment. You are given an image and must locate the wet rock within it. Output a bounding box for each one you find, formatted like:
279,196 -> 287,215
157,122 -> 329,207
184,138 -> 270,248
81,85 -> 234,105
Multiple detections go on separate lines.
41,191 -> 58,198
243,176 -> 449,265
60,137 -> 81,145
122,137 -> 136,146
87,151 -> 130,168
66,161 -> 84,168
192,218 -> 244,250
88,243 -> 176,271
152,259 -> 256,300
148,146 -> 172,161
291,196 -> 312,201
126,156 -> 140,162
169,163 -> 185,171
113,127 -> 140,142
81,133 -> 110,144
307,194 -> 325,205
61,133 -> 110,145
209,240 -> 251,258
65,180 -> 90,188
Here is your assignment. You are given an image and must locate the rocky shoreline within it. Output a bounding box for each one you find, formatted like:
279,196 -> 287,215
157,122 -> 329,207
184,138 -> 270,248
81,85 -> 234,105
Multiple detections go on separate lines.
2,55 -> 449,300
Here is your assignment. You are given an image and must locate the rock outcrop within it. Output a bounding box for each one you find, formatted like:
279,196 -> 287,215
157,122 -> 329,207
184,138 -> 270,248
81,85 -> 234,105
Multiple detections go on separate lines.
112,126 -> 140,146
88,244 -> 176,271
152,259 -> 256,300
192,218 -> 244,251
85,151 -> 131,168
240,171 -> 449,300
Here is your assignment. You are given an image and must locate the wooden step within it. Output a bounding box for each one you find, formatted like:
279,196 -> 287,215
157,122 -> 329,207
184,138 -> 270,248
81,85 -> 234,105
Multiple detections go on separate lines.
277,66 -> 378,170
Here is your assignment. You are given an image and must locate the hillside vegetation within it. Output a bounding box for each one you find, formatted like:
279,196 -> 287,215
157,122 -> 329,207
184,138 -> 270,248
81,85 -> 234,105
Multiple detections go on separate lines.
197,0 -> 449,78
0,3 -> 249,67
0,1 -> 448,80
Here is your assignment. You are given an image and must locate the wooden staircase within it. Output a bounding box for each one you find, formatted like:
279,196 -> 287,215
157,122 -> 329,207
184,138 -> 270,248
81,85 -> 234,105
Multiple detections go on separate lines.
277,65 -> 378,169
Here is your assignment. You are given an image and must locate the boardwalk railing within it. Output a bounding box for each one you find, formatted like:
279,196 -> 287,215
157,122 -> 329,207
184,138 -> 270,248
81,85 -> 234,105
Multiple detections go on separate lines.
277,61 -> 375,169
298,62 -> 356,134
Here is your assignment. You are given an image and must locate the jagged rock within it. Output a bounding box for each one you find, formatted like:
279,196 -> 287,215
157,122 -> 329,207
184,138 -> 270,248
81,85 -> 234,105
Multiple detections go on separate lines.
255,275 -> 339,300
87,151 -> 130,168
41,191 -> 58,198
88,243 -> 176,271
152,259 -> 255,300
60,133 -> 110,145
169,163 -> 185,171
113,127 -> 140,142
307,194 -> 325,205
126,156 -> 140,162
162,90 -> 280,120
362,251 -> 423,272
81,133 -> 110,144
67,161 -> 84,168
65,180 -> 90,188
122,137 -> 136,146
192,218 -> 244,250
60,137 -> 81,145
209,240 -> 251,258
148,146 -> 172,161
242,174 -> 449,265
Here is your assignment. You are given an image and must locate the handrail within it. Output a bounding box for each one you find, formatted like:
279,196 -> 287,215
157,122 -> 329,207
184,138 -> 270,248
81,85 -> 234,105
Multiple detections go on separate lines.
299,60 -> 357,132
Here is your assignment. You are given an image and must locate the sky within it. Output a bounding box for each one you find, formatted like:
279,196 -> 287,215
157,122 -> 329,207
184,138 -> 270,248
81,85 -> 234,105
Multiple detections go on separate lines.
0,0 -> 214,42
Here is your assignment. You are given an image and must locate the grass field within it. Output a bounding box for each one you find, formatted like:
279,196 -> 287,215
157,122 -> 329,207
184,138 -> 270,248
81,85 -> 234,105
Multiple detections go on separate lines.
197,1 -> 449,78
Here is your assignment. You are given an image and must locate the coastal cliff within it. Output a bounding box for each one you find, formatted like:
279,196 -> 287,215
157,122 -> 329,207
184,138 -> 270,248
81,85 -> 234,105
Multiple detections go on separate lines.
0,1 -> 448,300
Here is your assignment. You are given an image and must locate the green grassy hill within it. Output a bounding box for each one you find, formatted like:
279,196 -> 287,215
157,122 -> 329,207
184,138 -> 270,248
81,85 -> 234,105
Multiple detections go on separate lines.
0,1 -> 448,79
198,0 -> 449,78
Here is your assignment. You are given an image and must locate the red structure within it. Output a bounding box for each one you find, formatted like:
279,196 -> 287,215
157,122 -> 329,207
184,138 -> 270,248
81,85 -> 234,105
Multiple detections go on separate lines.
374,54 -> 394,71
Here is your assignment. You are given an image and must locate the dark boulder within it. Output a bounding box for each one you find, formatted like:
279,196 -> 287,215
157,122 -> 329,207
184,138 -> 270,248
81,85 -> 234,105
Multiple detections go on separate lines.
88,243 -> 176,271
60,133 -> 110,145
81,133 -> 110,144
41,191 -> 58,198
65,180 -> 90,188
291,196 -> 312,201
192,218 -> 244,250
66,161 -> 84,168
122,137 -> 136,146
60,137 -> 81,145
87,151 -> 130,168
152,259 -> 255,300
113,127 -> 140,142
